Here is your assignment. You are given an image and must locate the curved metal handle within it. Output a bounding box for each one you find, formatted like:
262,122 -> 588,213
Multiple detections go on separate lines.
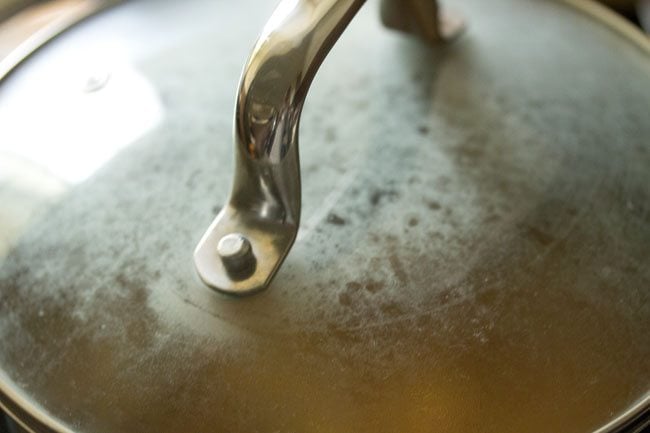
194,0 -> 464,295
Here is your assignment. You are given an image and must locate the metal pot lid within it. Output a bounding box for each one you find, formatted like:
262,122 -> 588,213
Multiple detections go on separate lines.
1,0 -> 649,432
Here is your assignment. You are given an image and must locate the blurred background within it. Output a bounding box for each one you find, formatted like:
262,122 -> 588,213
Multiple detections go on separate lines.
0,0 -> 642,34
0,0 -> 649,41
606,0 -> 650,29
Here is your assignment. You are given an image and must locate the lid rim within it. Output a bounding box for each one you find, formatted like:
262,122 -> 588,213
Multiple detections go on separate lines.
0,0 -> 648,432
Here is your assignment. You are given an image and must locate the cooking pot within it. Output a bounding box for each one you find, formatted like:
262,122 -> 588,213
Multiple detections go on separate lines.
0,0 -> 648,432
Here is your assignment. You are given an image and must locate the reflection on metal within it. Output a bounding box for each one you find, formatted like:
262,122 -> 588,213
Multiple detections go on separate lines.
194,0 -> 462,295
0,0 -> 120,82
0,60 -> 163,183
0,59 -> 163,257
0,0 -> 161,258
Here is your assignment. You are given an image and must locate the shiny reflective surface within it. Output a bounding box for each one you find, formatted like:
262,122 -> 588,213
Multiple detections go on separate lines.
0,0 -> 163,259
194,0 -> 363,294
195,0 -> 364,294
0,0 -> 120,81
1,0 -> 649,432
195,0 -> 461,295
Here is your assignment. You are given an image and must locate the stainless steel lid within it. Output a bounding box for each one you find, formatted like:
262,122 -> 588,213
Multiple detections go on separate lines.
0,0 -> 649,432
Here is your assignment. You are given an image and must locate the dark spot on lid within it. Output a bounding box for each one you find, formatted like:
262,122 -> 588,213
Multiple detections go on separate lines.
345,281 -> 363,292
185,169 -> 201,188
455,142 -> 485,161
496,179 -> 511,194
408,217 -> 419,227
338,292 -> 352,307
476,288 -> 498,305
418,125 -> 429,135
483,214 -> 500,224
370,189 -> 399,206
325,127 -> 337,143
326,213 -> 346,226
427,200 -> 441,211
380,302 -> 404,318
212,205 -> 222,215
622,264 -> 638,274
526,225 -> 554,246
364,280 -> 385,294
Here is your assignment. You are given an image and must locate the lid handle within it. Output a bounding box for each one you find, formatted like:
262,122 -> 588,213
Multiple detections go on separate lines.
194,0 -> 464,295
